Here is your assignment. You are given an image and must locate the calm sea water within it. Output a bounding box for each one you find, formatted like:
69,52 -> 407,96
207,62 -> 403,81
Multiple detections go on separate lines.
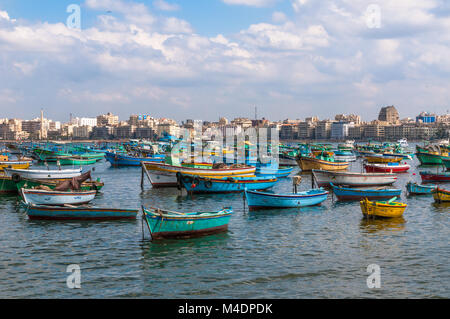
0,146 -> 449,298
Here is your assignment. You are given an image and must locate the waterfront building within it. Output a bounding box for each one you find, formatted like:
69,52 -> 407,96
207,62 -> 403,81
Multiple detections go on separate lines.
315,120 -> 334,140
280,124 -> 299,140
378,106 -> 400,124
73,126 -> 93,139
335,114 -> 361,125
298,121 -> 316,139
416,112 -> 437,124
331,122 -> 354,140
97,113 -> 119,127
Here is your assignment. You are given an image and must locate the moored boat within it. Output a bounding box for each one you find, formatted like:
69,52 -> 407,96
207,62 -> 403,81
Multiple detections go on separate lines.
433,187 -> 450,203
105,152 -> 165,167
142,206 -> 232,239
57,156 -> 97,166
360,198 -> 407,219
406,182 -> 436,195
364,163 -> 410,173
312,169 -> 397,187
245,188 -> 328,210
330,183 -> 401,201
419,171 -> 450,183
416,152 -> 449,165
24,204 -> 138,220
296,155 -> 349,171
4,167 -> 83,180
21,188 -> 97,206
364,155 -> 403,164
0,160 -> 32,171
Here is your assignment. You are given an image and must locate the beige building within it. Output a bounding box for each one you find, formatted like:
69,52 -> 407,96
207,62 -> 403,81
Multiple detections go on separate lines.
378,106 -> 400,124
97,113 -> 119,127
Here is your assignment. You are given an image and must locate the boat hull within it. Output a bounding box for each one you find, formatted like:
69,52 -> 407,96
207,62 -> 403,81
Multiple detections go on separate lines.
433,188 -> 450,203
181,175 -> 278,193
364,163 -> 410,173
360,199 -> 407,219
296,156 -> 349,171
245,189 -> 328,209
312,170 -> 397,187
105,152 -> 165,167
420,172 -> 450,183
22,189 -> 97,206
406,182 -> 436,195
416,152 -> 448,165
4,168 -> 83,180
364,156 -> 403,164
331,183 -> 401,201
26,205 -> 138,220
0,161 -> 31,171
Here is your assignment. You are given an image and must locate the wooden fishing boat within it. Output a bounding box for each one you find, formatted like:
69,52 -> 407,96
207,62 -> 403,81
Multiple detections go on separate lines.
364,163 -> 410,173
415,152 -> 449,165
406,182 -> 436,195
330,183 -> 401,201
312,169 -> 397,187
255,167 -> 294,178
57,156 -> 97,165
24,203 -> 138,220
360,198 -> 407,219
4,167 -> 83,180
179,174 -> 278,193
420,171 -> 450,183
364,155 -> 403,164
296,156 -> 349,171
105,152 -> 165,167
433,187 -> 450,203
245,189 -> 328,210
144,162 -> 256,188
20,188 -> 97,206
15,177 -> 104,192
0,160 -> 32,171
143,206 -> 233,239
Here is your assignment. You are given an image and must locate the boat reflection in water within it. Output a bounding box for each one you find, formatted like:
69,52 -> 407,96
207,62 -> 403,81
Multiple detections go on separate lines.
359,217 -> 406,233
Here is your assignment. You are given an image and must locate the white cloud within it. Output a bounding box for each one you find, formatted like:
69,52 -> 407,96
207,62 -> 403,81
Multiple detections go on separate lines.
222,0 -> 275,7
153,0 -> 180,11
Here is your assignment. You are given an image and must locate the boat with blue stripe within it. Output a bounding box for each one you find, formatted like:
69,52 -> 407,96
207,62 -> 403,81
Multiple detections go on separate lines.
142,206 -> 233,239
245,188 -> 328,210
330,183 -> 402,201
105,152 -> 165,166
406,182 -> 437,195
256,166 -> 294,178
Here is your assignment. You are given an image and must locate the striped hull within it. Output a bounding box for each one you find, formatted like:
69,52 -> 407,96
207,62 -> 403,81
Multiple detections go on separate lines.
420,172 -> 450,183
4,168 -> 82,180
181,176 -> 278,193
433,188 -> 450,202
0,161 -> 31,171
416,152 -> 448,165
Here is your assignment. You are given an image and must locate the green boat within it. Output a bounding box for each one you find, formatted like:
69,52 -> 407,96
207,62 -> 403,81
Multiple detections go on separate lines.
15,178 -> 104,192
58,157 -> 97,165
143,206 -> 233,240
416,152 -> 450,165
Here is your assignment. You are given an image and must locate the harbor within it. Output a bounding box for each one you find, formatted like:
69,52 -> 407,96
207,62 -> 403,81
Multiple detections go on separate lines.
0,140 -> 448,298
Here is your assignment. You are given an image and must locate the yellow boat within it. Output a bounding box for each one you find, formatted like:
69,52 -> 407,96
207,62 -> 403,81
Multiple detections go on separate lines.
433,188 -> 450,203
364,155 -> 403,164
296,156 -> 349,171
360,198 -> 407,219
0,155 -> 32,171
312,150 -> 334,157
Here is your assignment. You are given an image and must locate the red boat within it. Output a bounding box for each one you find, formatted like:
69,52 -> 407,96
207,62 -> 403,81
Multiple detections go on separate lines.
364,163 -> 410,173
420,171 -> 450,183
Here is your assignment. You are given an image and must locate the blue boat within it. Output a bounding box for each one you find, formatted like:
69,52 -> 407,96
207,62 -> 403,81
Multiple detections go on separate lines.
142,206 -> 232,239
256,167 -> 294,178
245,189 -> 328,210
105,152 -> 165,167
406,182 -> 437,195
330,183 -> 402,201
179,174 -> 278,193
25,203 -> 138,220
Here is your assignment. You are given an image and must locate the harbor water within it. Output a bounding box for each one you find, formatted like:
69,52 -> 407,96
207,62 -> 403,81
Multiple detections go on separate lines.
0,150 -> 449,298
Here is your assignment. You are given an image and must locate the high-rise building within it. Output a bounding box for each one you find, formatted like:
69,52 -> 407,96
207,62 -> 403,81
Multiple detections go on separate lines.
97,113 -> 119,127
378,106 -> 399,124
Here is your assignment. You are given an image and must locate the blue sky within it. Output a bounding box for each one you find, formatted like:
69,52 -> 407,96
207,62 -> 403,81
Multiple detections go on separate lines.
1,0 -> 450,122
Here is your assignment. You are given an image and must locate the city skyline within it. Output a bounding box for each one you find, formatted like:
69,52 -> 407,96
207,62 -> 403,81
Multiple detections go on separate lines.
1,1 -> 450,121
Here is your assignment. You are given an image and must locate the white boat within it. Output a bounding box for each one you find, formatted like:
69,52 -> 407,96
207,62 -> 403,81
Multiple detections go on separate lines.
4,168 -> 83,180
334,155 -> 357,162
21,188 -> 97,206
397,138 -> 409,148
312,169 -> 397,187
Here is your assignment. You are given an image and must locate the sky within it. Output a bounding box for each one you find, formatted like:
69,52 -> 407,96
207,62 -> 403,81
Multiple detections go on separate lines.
1,0 -> 450,123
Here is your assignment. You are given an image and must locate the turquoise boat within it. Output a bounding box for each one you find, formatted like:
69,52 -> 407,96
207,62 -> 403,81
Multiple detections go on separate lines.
143,206 -> 233,239
256,167 -> 294,178
25,203 -> 138,220
406,182 -> 437,195
330,183 -> 402,201
245,189 -> 328,210
179,174 -> 278,193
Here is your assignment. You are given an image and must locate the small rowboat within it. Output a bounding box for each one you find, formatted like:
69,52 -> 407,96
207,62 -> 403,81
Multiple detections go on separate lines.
142,206 -> 232,239
406,182 -> 436,195
420,171 -> 450,183
244,189 -> 328,210
330,183 -> 401,201
364,163 -> 410,173
364,155 -> 403,164
24,203 -> 138,220
296,156 -> 349,171
179,174 -> 278,193
21,188 -> 97,206
4,167 -> 83,180
433,188 -> 450,203
360,197 -> 407,219
312,169 -> 397,187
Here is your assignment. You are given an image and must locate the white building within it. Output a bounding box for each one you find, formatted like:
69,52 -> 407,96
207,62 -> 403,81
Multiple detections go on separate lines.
331,122 -> 355,140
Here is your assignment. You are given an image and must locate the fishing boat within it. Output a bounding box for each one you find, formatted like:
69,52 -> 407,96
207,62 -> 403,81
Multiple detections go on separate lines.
415,152 -> 450,165
419,171 -> 450,183
24,203 -> 138,220
312,169 -> 397,187
364,163 -> 410,173
255,167 -> 294,178
364,155 -> 403,164
330,183 -> 401,201
296,155 -> 349,171
432,187 -> 450,203
4,167 -> 83,180
360,198 -> 407,219
105,152 -> 165,167
20,188 -> 97,206
15,176 -> 104,192
57,156 -> 97,166
142,206 -> 233,240
442,158 -> 450,171
179,174 -> 278,193
144,162 -> 256,188
244,189 -> 328,210
0,160 -> 32,171
333,151 -> 357,162
406,182 -> 436,195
